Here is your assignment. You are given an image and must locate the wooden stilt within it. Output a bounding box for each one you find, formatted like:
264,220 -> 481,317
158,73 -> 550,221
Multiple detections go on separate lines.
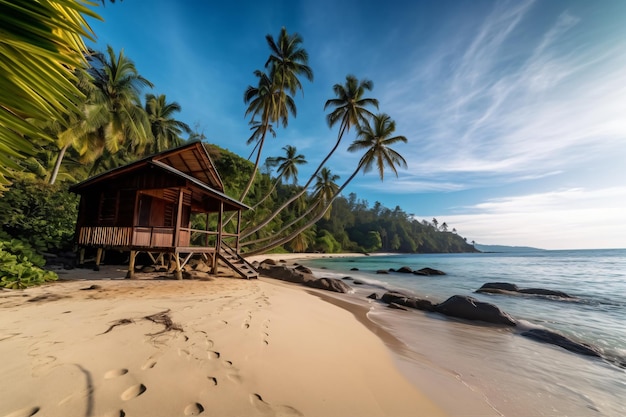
78,248 -> 85,266
94,248 -> 103,271
126,250 -> 137,279
174,252 -> 183,280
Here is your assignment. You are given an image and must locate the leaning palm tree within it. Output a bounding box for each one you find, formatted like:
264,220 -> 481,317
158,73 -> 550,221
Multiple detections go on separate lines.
241,74 -> 377,240
83,45 -> 153,173
144,93 -> 191,154
245,113 -> 407,256
0,0 -> 100,191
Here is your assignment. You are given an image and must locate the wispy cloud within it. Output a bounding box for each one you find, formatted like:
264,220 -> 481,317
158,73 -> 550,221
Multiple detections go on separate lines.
379,0 -> 626,191
428,187 -> 626,249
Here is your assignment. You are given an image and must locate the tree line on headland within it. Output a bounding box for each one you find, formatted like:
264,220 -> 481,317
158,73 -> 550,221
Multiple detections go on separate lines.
0,2 -> 475,287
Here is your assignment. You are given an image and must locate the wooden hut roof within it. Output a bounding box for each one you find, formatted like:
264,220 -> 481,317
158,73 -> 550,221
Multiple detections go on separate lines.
149,160 -> 250,211
70,141 -> 225,193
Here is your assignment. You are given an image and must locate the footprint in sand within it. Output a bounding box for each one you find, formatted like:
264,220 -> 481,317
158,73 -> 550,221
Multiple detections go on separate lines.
121,384 -> 147,401
2,406 -> 40,417
183,402 -> 204,415
207,350 -> 220,360
104,368 -> 128,379
141,354 -> 159,370
249,394 -> 302,416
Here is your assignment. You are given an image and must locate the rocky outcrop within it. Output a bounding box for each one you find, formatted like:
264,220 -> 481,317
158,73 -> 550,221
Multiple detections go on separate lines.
476,282 -> 574,299
376,270 -> 389,274
521,329 -> 601,357
381,291 -> 436,312
396,266 -> 413,273
435,295 -> 517,326
414,267 -> 446,276
304,277 -> 352,293
257,264 -> 315,284
259,264 -> 350,293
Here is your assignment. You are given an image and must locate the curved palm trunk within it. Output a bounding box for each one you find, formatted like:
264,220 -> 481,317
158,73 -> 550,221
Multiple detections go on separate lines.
49,142 -> 71,185
249,170 -> 285,210
238,111 -> 270,202
244,162 -> 362,256
241,199 -> 322,247
241,121 -> 349,239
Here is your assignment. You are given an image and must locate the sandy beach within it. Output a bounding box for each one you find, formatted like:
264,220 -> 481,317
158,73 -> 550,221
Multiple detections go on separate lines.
0,253 -> 502,417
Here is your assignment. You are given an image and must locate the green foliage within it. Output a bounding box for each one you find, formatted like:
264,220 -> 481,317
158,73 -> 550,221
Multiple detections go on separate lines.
0,240 -> 57,289
0,175 -> 79,253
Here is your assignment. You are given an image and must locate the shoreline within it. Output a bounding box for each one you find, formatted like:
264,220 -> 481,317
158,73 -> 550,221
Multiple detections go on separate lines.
0,257 -> 452,417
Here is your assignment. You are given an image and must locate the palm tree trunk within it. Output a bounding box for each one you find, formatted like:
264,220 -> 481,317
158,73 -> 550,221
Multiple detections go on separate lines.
49,142 -> 70,185
241,121 -> 350,239
244,162 -> 362,256
241,199 -> 322,247
238,111 -> 270,202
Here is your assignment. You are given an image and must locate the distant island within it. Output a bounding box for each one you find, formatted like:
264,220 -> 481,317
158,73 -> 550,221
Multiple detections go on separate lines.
474,244 -> 545,253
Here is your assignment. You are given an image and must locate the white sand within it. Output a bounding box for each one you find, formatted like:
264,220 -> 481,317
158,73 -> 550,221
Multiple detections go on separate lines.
0,259 -> 448,417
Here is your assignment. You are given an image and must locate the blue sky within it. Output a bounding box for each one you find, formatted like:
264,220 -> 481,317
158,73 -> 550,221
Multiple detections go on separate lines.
86,0 -> 626,249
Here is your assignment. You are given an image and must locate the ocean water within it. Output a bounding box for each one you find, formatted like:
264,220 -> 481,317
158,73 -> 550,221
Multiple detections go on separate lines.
303,249 -> 626,416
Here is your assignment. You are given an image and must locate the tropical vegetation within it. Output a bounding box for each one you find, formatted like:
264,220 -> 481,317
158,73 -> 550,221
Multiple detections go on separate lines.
0,6 -> 477,287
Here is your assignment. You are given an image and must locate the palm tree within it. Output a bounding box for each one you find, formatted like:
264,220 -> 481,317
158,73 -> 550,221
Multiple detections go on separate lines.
0,0 -> 100,191
241,74 -> 377,240
240,67 -> 296,200
144,93 -> 191,154
244,113 -> 407,256
265,27 -> 314,100
249,146 -> 307,211
312,167 -> 340,220
348,113 -> 407,180
270,145 -> 307,185
84,45 -> 153,173
238,27 -> 312,204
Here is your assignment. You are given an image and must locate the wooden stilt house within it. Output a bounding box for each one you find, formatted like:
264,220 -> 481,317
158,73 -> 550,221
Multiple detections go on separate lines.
69,141 -> 258,279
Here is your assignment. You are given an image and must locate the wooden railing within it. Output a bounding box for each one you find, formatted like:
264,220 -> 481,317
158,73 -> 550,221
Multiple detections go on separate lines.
78,226 -> 240,250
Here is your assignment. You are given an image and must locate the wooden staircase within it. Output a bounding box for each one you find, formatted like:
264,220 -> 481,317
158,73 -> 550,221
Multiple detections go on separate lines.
217,243 -> 258,279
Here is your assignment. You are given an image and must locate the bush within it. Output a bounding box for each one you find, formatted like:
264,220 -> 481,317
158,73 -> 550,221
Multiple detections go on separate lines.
0,175 -> 79,253
0,240 -> 57,289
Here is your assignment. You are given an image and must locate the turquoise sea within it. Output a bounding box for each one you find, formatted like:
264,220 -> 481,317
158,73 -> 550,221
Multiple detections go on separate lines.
303,249 -> 626,416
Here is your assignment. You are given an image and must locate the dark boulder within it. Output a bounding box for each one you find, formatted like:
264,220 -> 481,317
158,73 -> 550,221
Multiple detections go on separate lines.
353,280 -> 364,285
521,329 -> 601,357
388,303 -> 408,311
518,288 -> 573,298
476,282 -> 574,299
261,258 -> 277,266
381,291 -> 436,312
367,293 -> 378,300
257,264 -> 314,284
435,295 -> 517,326
376,270 -> 389,274
342,276 -> 353,281
476,282 -> 520,293
350,267 -> 359,271
305,277 -> 352,293
396,266 -> 413,274
294,265 -> 313,274
414,267 -> 446,276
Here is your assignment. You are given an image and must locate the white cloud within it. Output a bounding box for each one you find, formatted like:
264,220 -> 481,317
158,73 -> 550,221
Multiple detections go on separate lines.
380,1 -> 626,188
430,187 -> 626,249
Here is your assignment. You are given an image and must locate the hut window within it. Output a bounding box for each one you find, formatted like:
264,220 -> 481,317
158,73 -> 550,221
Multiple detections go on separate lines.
98,190 -> 117,225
